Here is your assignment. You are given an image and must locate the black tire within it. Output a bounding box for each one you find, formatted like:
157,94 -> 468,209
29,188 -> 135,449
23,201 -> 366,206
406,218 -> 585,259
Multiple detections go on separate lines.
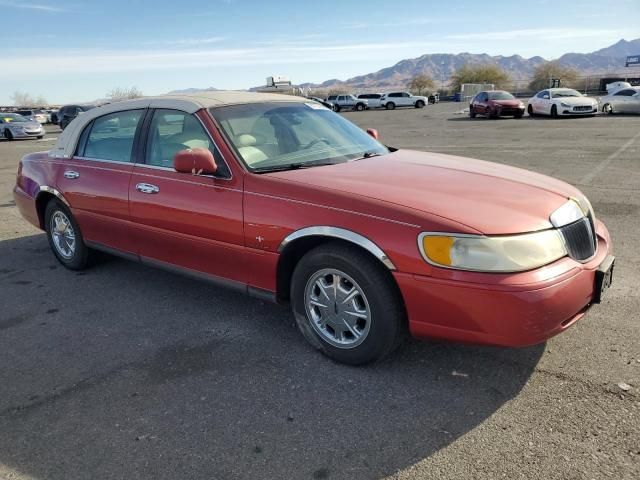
37,135 -> 44,139
415,100 -> 425,108
551,105 -> 558,118
385,102 -> 396,110
290,242 -> 406,365
469,106 -> 476,118
355,103 -> 365,111
334,104 -> 341,113
527,104 -> 535,117
602,103 -> 613,115
4,129 -> 13,140
44,199 -> 92,270
428,95 -> 436,104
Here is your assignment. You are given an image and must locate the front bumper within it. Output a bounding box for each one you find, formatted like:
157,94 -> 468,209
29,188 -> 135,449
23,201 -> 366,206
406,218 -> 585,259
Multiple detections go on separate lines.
395,221 -> 612,347
8,127 -> 45,138
561,107 -> 598,115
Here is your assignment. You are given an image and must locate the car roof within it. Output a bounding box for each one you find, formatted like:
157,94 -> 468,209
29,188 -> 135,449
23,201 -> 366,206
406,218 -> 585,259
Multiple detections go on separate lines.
50,91 -> 310,159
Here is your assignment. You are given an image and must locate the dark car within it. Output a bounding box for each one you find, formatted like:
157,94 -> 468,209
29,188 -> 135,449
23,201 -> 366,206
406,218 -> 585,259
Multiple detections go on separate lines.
469,91 -> 525,119
58,104 -> 95,129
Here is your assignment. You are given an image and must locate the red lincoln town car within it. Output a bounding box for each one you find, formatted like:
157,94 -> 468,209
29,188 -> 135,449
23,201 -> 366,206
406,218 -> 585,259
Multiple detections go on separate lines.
13,92 -> 614,365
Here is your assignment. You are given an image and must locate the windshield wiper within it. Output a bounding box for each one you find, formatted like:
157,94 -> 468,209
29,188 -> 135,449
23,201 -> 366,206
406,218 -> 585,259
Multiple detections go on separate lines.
352,151 -> 383,161
252,160 -> 339,173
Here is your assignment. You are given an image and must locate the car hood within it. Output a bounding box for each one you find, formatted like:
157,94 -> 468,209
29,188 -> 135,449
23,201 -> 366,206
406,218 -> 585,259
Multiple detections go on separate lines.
9,121 -> 41,129
553,96 -> 595,106
492,99 -> 523,107
267,150 -> 581,234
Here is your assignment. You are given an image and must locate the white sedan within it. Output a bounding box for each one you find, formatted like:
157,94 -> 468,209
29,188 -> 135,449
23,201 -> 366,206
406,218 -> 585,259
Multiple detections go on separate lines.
527,88 -> 598,117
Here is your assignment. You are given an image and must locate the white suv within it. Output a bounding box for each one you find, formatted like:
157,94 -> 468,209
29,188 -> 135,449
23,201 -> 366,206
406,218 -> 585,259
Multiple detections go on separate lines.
380,92 -> 428,110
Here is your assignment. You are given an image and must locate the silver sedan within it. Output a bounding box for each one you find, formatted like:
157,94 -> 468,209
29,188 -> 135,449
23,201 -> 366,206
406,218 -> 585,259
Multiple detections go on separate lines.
600,87 -> 640,114
0,113 -> 45,140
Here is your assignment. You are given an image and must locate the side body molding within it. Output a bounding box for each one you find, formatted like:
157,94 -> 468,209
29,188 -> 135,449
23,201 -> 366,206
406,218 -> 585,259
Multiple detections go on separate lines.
39,186 -> 70,206
278,226 -> 396,270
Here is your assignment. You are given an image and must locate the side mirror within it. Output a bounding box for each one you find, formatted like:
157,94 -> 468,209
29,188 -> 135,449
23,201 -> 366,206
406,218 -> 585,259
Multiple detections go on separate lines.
174,148 -> 217,175
366,128 -> 379,140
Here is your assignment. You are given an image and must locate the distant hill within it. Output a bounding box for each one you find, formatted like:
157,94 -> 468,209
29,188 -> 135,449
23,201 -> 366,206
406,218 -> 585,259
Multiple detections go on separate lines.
299,38 -> 640,91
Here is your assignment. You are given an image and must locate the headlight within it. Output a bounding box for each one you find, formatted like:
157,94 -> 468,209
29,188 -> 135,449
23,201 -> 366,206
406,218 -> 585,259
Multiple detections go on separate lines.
518,102 -> 525,108
418,230 -> 567,272
560,102 -> 571,107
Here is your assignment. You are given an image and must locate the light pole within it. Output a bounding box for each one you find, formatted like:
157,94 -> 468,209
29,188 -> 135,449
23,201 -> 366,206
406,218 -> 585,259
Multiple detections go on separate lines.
440,60 -> 445,93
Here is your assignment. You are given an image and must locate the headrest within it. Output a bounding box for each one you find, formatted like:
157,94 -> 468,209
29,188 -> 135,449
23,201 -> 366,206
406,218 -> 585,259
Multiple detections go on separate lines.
235,134 -> 257,147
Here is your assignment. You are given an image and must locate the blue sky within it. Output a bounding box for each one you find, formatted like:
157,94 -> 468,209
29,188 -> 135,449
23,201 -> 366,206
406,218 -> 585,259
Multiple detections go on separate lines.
1,0 -> 638,104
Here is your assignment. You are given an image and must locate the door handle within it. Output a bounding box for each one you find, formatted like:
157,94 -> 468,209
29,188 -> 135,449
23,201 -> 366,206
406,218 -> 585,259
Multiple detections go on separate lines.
136,183 -> 160,194
64,170 -> 80,179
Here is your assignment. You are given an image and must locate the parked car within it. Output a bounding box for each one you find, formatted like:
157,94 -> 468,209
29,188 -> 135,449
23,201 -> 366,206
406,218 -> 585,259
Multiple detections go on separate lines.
1,113 -> 45,140
50,110 -> 59,125
325,94 -> 368,112
15,109 -> 48,124
13,92 -> 614,365
599,87 -> 640,114
469,91 -> 525,118
379,92 -> 429,110
357,93 -> 383,108
58,104 -> 95,129
528,88 -> 598,117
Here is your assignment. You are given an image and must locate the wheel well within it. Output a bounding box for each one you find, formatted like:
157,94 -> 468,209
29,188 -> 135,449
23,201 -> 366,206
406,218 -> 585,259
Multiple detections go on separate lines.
35,192 -> 56,229
275,236 -> 399,303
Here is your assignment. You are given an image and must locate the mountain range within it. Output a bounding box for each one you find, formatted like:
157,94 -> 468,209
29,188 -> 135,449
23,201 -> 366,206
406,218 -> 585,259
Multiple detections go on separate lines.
299,38 -> 640,91
167,38 -> 640,94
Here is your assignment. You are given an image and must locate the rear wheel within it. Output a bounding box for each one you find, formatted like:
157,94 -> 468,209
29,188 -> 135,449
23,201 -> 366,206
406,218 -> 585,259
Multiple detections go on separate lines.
291,243 -> 406,365
415,100 -> 425,108
551,105 -> 558,118
4,129 -> 13,140
469,106 -> 476,118
45,199 -> 92,270
385,102 -> 396,110
602,103 -> 613,114
355,103 -> 365,111
334,104 -> 341,113
527,104 -> 534,117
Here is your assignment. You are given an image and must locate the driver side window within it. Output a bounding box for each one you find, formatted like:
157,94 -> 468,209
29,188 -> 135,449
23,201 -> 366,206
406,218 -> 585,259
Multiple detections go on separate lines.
145,109 -> 230,177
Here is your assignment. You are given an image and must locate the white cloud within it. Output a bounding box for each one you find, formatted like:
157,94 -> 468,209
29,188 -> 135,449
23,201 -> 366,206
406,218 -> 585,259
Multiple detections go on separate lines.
0,0 -> 63,12
144,36 -> 227,46
447,28 -> 624,41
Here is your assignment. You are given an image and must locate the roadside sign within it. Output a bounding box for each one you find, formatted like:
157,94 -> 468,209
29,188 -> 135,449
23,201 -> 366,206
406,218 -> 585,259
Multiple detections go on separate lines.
626,55 -> 640,67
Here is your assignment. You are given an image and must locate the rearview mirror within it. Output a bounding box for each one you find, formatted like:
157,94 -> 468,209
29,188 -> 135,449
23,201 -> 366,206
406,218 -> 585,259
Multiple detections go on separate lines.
366,128 -> 379,140
174,148 -> 217,175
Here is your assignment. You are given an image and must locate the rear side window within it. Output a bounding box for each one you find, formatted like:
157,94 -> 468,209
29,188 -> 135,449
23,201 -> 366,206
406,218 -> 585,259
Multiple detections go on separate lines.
82,110 -> 143,163
614,89 -> 636,96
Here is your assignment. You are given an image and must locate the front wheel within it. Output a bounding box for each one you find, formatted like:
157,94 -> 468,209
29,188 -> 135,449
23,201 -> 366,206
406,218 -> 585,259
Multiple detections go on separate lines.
527,104 -> 534,117
469,106 -> 477,118
45,199 -> 92,270
415,100 -> 425,108
551,105 -> 558,118
602,103 -> 613,114
291,243 -> 406,365
385,102 -> 396,110
4,129 -> 13,140
355,103 -> 365,111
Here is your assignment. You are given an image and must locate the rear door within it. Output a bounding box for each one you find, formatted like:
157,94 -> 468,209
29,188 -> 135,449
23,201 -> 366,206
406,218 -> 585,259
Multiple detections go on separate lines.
128,109 -> 245,283
56,108 -> 145,254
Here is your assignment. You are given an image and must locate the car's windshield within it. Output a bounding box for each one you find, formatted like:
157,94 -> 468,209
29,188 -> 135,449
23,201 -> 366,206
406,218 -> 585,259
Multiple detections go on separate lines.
551,89 -> 581,98
210,102 -> 388,172
488,91 -> 515,100
3,114 -> 29,123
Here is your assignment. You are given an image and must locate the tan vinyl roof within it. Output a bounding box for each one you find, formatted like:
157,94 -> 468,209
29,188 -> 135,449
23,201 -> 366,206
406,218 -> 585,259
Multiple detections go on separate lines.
50,91 -> 309,158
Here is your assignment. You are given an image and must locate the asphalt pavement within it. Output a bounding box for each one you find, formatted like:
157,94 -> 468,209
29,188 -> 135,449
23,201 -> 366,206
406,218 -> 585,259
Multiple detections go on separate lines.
0,104 -> 638,479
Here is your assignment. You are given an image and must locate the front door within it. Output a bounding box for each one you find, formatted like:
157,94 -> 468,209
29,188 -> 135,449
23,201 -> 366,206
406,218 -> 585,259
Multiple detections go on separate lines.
128,109 -> 245,284
56,108 -> 145,254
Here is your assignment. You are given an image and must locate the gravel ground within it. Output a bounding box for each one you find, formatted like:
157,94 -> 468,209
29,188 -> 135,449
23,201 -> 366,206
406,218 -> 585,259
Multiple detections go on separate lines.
0,104 -> 638,480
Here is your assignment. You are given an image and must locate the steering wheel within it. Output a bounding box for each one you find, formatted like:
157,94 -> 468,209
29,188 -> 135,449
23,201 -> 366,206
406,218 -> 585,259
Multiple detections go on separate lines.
303,138 -> 331,150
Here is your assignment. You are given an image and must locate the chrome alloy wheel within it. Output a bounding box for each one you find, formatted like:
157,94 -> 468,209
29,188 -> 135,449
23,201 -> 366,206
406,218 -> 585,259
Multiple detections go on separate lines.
304,268 -> 371,349
50,210 -> 76,259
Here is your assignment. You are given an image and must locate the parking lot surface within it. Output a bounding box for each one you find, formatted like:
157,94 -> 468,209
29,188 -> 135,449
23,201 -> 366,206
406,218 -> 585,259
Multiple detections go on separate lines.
0,103 -> 638,480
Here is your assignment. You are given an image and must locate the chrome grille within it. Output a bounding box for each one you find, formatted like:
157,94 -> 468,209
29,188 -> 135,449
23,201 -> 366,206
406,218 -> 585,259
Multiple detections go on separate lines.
558,216 -> 596,261
573,106 -> 592,112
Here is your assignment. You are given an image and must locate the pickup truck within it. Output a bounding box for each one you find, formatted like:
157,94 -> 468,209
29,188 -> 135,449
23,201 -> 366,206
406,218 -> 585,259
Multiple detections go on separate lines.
325,94 -> 368,112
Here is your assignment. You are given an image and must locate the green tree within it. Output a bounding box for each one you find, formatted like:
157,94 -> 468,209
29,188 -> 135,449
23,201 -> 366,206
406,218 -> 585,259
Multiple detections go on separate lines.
450,64 -> 510,92
528,62 -> 579,91
408,74 -> 436,95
